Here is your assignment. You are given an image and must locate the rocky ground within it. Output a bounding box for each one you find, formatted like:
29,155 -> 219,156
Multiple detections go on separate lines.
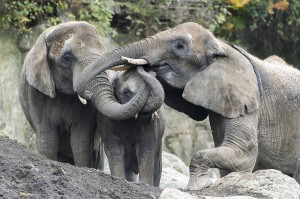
0,136 -> 161,199
1,136 -> 300,199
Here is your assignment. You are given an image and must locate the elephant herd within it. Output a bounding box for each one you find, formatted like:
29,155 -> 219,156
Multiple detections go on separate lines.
19,21 -> 300,190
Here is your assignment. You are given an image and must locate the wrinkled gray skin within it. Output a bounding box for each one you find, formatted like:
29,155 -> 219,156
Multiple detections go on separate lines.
76,22 -> 300,190
95,68 -> 165,187
18,21 -> 107,167
19,21 -> 161,169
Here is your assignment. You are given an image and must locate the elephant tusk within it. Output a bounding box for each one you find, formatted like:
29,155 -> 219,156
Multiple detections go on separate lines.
121,56 -> 148,65
110,64 -> 136,71
153,111 -> 159,119
78,95 -> 87,105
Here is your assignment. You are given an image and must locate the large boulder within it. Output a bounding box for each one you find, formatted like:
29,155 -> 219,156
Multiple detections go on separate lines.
160,170 -> 300,199
163,105 -> 213,165
0,31 -> 31,148
0,136 -> 161,198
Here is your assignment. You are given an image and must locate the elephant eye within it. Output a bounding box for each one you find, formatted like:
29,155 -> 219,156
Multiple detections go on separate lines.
123,88 -> 133,98
171,40 -> 188,57
61,53 -> 74,68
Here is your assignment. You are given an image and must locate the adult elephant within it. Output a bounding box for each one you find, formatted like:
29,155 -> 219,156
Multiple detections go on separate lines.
19,21 -> 151,167
75,22 -> 300,190
96,68 -> 165,187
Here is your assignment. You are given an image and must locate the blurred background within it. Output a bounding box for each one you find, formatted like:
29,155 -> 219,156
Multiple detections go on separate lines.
0,0 -> 299,165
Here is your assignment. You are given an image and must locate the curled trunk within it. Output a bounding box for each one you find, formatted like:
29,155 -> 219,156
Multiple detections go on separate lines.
75,36 -> 158,98
86,71 -> 150,120
136,67 -> 164,113
86,67 -> 164,120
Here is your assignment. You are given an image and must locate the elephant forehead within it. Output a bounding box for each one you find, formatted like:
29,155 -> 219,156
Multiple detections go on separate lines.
51,29 -> 76,54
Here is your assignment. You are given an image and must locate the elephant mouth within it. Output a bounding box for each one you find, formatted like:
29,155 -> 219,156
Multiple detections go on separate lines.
155,60 -> 182,77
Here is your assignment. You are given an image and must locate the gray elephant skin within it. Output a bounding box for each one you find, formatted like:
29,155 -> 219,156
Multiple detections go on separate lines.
96,68 -> 165,187
19,21 -> 107,167
75,22 -> 300,190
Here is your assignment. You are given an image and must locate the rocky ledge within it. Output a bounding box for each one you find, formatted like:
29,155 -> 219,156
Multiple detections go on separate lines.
0,136 -> 299,199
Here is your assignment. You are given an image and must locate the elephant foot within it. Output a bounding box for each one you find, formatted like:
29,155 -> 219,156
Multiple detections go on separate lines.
186,174 -> 213,190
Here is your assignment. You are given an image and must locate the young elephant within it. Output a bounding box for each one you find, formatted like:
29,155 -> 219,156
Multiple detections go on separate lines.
96,68 -> 165,187
19,21 -> 105,167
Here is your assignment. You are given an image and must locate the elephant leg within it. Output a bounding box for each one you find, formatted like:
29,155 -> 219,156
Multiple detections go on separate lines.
293,158 -> 300,183
36,125 -> 59,160
105,136 -> 126,178
137,125 -> 157,186
153,146 -> 162,187
71,127 -> 93,167
124,151 -> 138,182
187,111 -> 259,190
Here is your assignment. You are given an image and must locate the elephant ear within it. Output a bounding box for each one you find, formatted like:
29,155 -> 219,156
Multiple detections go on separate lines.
23,29 -> 56,98
183,43 -> 260,118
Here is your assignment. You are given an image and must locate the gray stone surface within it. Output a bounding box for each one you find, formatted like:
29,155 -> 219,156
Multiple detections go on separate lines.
201,169 -> 300,199
0,31 -> 31,148
163,105 -> 213,165
160,170 -> 300,199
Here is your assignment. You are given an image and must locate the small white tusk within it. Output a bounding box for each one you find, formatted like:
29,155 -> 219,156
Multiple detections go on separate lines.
110,64 -> 136,71
78,95 -> 87,105
121,56 -> 148,65
152,111 -> 159,119
135,114 -> 138,119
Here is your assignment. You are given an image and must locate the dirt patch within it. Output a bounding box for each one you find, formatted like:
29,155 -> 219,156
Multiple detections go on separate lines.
0,136 -> 161,199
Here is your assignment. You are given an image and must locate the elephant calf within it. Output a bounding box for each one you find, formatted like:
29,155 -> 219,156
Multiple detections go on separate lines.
95,68 -> 165,187
19,21 -> 105,168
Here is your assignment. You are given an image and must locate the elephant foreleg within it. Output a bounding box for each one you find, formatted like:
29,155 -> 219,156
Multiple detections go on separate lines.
124,151 -> 138,182
36,125 -> 59,160
105,136 -> 126,178
293,158 -> 300,183
137,125 -> 158,186
153,147 -> 162,187
187,111 -> 259,190
71,128 -> 93,167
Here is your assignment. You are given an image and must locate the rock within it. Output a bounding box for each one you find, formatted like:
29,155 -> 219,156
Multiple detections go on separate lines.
1,136 -> 299,198
163,105 -> 214,165
0,136 -> 161,199
200,169 -> 300,199
159,188 -> 199,199
160,151 -> 189,189
0,31 -> 31,148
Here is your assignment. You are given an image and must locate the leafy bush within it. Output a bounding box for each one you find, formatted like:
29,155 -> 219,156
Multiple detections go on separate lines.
0,0 -> 115,37
209,0 -> 300,66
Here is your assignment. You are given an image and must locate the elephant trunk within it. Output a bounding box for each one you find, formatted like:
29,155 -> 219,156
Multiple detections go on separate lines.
74,36 -> 158,99
136,67 -> 165,113
86,71 -> 151,120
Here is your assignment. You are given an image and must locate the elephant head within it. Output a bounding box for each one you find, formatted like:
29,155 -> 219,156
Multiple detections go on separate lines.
23,21 -> 105,98
113,68 -> 164,114
23,21 -> 154,119
85,67 -> 164,120
76,22 -> 260,119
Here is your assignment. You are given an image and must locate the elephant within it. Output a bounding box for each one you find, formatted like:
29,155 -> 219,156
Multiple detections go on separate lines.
18,21 -> 109,167
74,22 -> 300,190
96,68 -> 165,187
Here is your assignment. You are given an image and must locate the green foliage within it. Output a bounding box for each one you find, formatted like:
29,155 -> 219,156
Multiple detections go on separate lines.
209,0 -> 300,66
76,0 -> 116,37
0,0 -> 115,37
112,0 -> 179,43
0,0 -> 68,33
